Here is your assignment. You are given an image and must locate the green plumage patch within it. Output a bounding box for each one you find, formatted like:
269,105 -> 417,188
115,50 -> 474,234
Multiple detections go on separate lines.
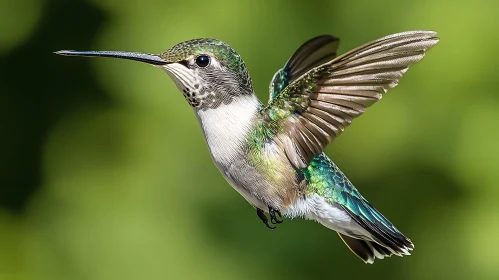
303,153 -> 404,235
246,119 -> 280,174
160,38 -> 252,91
302,153 -> 361,203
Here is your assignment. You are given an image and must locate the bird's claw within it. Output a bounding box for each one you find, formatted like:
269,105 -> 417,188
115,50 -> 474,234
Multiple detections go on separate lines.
269,207 -> 283,224
256,208 -> 275,229
256,206 -> 283,229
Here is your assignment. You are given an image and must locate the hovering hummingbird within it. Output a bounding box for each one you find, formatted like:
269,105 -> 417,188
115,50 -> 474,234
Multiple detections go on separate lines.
56,31 -> 438,264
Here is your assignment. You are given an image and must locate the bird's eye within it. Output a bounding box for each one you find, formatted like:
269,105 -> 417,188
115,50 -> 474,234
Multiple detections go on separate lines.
195,55 -> 210,67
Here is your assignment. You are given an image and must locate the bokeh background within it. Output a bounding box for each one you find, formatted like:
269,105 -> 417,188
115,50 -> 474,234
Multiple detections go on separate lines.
2,0 -> 499,279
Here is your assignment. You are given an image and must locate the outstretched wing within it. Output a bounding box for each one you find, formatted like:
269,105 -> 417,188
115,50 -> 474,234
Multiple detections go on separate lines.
261,31 -> 439,169
268,35 -> 340,102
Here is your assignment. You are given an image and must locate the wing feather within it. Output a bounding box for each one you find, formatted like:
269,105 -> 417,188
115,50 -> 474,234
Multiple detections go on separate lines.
268,35 -> 340,102
262,31 -> 439,169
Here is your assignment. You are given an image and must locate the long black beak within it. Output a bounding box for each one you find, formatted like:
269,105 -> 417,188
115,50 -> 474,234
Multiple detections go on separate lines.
54,50 -> 169,65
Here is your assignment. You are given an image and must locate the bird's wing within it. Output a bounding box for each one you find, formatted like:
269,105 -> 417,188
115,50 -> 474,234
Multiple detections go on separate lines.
268,35 -> 340,102
261,31 -> 439,169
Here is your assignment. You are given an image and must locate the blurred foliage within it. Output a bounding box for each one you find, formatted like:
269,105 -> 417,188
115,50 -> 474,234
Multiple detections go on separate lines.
1,0 -> 499,279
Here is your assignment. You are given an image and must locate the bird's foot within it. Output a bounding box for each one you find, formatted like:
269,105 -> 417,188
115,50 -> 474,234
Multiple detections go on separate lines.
256,206 -> 283,229
256,208 -> 275,229
269,206 -> 283,224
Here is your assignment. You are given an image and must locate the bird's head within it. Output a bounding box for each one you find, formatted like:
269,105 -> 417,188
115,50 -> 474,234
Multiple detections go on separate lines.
56,38 -> 254,110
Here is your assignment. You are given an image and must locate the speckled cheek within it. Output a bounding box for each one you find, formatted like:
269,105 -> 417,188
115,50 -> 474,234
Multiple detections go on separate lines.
160,63 -> 203,108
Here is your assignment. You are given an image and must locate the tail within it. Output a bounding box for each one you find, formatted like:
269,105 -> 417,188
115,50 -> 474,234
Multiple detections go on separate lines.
302,153 -> 414,263
338,200 -> 414,264
338,233 -> 401,264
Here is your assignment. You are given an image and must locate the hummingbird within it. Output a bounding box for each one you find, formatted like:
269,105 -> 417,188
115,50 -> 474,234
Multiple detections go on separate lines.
56,30 -> 438,264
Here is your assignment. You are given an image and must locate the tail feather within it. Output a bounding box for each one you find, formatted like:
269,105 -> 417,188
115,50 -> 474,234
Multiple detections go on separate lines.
338,233 -> 375,264
341,202 -> 414,257
338,233 -> 396,264
370,241 -> 393,258
301,153 -> 414,263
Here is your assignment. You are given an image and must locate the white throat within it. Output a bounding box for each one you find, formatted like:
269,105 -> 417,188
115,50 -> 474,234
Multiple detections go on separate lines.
196,95 -> 260,165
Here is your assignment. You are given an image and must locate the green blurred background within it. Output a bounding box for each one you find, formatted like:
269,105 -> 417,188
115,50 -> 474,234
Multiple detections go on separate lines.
2,0 -> 499,279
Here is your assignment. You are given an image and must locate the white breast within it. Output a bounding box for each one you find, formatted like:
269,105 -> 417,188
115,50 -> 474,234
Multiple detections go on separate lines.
196,95 -> 260,166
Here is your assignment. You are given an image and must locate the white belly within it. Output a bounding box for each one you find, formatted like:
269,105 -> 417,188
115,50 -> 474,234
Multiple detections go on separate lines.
222,170 -> 269,210
196,95 -> 270,209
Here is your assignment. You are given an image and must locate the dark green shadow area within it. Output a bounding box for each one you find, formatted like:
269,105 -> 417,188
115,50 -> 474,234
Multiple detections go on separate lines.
0,0 -> 111,213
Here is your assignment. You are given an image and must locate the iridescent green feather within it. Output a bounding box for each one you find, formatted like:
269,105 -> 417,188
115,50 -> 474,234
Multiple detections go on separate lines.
302,153 -> 411,249
301,153 -> 364,206
269,69 -> 289,101
246,118 -> 282,178
268,35 -> 339,102
265,69 -> 321,122
160,38 -> 253,92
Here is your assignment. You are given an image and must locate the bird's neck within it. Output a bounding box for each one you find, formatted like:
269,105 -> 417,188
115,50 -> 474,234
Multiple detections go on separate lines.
195,94 -> 262,165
